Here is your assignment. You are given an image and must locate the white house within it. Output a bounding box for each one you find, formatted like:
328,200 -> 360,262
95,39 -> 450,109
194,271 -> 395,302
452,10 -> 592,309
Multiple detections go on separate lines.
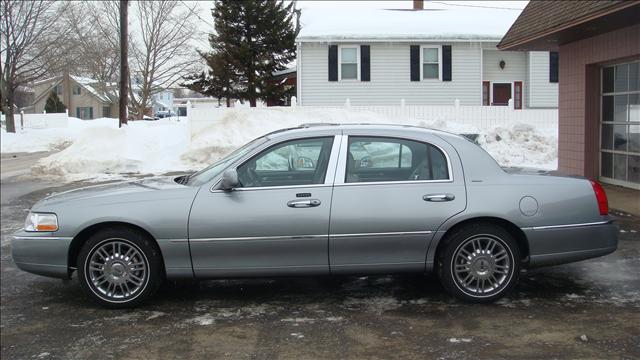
295,1 -> 558,109
151,89 -> 174,114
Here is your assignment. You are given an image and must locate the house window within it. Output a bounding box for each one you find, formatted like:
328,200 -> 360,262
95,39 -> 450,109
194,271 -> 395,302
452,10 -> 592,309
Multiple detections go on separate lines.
422,46 -> 440,80
339,46 -> 359,80
76,106 -> 93,120
103,106 -> 111,118
73,85 -> 81,95
54,84 -> 62,95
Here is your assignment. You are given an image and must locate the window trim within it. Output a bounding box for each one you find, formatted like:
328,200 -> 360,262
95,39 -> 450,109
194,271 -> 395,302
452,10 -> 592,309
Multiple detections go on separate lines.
338,45 -> 360,81
210,135 -> 342,192
334,135 -> 453,186
420,45 -> 442,81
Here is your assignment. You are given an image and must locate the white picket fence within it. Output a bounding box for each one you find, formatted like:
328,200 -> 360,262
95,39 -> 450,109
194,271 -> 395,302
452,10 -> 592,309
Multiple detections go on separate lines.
302,104 -> 558,129
185,101 -> 558,139
0,111 -> 69,130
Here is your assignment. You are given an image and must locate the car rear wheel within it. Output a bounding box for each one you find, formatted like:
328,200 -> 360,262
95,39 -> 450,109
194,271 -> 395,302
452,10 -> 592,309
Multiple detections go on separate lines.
438,223 -> 520,303
77,228 -> 163,308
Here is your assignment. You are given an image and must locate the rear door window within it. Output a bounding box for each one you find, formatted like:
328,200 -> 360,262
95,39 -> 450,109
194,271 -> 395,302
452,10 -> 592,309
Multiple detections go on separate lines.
345,137 -> 449,183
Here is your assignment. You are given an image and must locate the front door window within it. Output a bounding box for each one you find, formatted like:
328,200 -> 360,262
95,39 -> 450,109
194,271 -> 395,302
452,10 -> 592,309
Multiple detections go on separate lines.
237,137 -> 334,188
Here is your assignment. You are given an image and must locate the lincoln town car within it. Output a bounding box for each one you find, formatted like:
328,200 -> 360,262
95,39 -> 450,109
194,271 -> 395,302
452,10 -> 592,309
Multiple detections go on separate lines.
12,124 -> 618,307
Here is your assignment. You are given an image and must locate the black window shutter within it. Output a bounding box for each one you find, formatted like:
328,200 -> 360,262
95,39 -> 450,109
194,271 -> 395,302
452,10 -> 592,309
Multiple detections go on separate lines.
328,45 -> 338,81
442,45 -> 452,81
410,45 -> 420,81
361,45 -> 370,81
549,51 -> 559,83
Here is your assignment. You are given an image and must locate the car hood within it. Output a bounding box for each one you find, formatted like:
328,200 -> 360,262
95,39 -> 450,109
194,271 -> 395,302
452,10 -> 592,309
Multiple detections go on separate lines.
33,176 -> 189,209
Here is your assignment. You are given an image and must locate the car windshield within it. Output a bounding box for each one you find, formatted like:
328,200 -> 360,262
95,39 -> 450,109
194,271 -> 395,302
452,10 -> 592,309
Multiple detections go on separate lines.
186,136 -> 268,186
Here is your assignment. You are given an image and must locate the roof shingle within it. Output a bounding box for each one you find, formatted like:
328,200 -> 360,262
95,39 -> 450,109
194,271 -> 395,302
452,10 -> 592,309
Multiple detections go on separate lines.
498,0 -> 633,49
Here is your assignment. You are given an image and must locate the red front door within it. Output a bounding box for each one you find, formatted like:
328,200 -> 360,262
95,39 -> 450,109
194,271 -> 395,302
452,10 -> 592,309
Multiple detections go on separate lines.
492,83 -> 511,106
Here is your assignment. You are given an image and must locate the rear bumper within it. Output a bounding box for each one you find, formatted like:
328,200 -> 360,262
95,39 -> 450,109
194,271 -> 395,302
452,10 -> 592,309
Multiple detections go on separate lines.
11,231 -> 72,279
524,220 -> 618,267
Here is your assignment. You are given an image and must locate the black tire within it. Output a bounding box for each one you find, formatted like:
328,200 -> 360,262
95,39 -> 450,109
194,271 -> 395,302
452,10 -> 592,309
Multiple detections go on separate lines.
77,227 -> 163,308
437,223 -> 520,303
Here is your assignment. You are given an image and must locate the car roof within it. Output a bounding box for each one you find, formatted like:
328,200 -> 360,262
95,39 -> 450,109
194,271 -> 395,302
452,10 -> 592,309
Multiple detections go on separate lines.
265,123 -> 468,142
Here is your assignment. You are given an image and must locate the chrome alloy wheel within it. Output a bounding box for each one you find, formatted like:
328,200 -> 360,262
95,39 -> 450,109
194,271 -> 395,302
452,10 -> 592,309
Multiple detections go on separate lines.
451,235 -> 513,296
85,239 -> 149,302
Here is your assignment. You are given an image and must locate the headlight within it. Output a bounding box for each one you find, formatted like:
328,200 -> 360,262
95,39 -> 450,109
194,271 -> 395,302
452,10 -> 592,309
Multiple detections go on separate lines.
24,212 -> 58,232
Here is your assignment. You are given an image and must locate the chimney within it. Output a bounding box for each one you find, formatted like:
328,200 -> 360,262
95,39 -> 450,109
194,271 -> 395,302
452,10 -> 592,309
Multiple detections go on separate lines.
413,0 -> 424,10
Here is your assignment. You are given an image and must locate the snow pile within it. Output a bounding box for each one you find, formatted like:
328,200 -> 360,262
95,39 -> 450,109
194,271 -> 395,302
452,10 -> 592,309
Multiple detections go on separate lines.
182,107 -> 394,167
2,117 -> 119,153
28,118 -> 189,182
2,108 -> 557,182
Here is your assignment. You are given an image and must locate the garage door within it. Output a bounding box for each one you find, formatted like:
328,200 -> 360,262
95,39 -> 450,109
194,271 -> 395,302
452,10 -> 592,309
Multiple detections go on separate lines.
600,61 -> 639,190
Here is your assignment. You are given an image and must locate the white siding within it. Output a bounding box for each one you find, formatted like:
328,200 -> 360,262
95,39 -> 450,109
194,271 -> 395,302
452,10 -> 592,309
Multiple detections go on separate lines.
299,42 -> 484,106
482,49 -> 527,107
527,51 -> 558,108
482,50 -> 527,82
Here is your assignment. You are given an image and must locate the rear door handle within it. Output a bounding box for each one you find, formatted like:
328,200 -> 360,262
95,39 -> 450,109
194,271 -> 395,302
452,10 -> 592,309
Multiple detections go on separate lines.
287,199 -> 321,208
423,194 -> 455,202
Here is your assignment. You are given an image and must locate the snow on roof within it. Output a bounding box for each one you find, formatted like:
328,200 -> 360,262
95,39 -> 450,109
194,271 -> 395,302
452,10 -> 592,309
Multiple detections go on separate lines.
71,75 -> 100,85
272,67 -> 296,76
32,76 -> 62,86
296,3 -> 523,42
70,75 -> 112,102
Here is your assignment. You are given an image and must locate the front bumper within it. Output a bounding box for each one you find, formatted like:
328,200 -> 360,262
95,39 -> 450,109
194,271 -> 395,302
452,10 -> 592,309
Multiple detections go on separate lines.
524,220 -> 618,267
11,230 -> 72,278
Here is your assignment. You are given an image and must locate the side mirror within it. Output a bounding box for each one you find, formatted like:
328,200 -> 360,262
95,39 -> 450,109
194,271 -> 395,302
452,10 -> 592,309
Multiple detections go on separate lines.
220,169 -> 239,190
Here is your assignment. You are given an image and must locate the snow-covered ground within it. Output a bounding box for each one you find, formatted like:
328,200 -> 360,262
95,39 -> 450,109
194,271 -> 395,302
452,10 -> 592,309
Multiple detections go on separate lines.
1,108 -> 557,182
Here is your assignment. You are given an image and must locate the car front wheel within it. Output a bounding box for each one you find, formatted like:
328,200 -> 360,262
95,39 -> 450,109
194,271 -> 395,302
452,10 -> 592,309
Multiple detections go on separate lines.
77,228 -> 163,308
438,223 -> 520,303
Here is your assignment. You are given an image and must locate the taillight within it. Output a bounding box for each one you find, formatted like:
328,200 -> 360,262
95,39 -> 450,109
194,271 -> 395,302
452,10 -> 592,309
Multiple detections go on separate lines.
590,180 -> 608,216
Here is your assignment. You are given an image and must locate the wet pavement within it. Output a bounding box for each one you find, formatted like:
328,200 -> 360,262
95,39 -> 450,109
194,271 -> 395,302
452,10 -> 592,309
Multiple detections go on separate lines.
1,180 -> 639,359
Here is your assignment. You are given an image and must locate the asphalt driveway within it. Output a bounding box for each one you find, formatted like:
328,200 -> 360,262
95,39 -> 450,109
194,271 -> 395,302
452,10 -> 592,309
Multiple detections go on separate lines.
1,179 -> 639,359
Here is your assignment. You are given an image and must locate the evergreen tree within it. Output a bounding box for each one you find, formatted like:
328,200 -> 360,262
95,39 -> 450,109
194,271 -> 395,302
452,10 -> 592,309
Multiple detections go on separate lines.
185,0 -> 298,107
44,91 -> 67,113
182,51 -> 236,107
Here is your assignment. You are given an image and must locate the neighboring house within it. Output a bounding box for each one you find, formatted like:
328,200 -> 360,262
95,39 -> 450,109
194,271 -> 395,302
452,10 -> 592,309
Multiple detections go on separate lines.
151,89 -> 174,114
295,0 -> 558,108
499,1 -> 639,190
172,88 -> 226,116
31,74 -> 117,119
14,86 -> 35,111
267,67 -> 297,106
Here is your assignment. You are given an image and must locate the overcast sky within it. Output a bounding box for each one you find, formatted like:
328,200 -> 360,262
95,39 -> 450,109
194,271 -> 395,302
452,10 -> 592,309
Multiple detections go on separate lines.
187,1 -> 529,49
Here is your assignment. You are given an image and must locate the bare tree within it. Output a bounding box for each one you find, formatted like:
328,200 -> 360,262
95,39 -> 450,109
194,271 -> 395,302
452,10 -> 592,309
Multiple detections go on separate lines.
128,0 -> 200,119
1,0 -> 71,132
56,1 -> 121,94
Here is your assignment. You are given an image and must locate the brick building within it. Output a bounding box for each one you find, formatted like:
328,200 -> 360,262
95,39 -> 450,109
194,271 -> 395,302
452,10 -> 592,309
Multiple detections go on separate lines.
498,1 -> 639,190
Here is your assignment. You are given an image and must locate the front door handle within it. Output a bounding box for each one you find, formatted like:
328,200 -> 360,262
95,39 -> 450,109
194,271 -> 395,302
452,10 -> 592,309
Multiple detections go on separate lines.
423,194 -> 455,202
287,199 -> 321,208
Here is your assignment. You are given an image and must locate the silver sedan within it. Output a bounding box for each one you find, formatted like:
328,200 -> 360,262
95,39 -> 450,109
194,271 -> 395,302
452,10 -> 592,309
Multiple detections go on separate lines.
12,124 -> 618,307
